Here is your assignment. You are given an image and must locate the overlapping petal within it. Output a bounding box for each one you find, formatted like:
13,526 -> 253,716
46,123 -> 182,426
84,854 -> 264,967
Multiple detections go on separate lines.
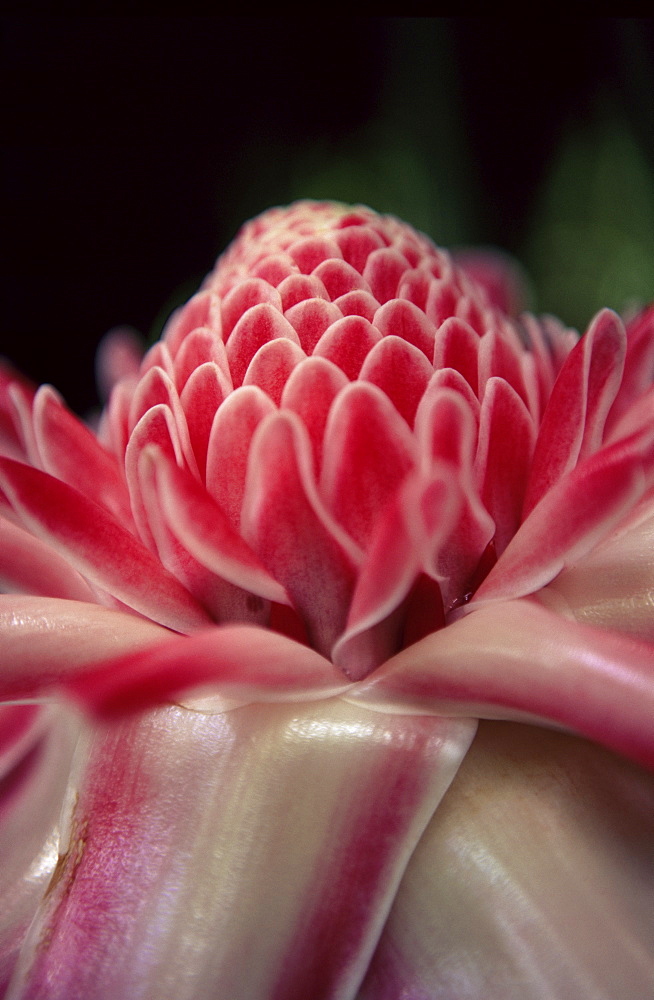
1,200 -> 653,999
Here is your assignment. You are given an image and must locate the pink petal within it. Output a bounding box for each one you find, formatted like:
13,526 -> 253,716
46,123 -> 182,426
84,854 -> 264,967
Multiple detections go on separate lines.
414,388 -> 493,607
205,385 -> 276,531
94,326 -> 144,401
125,403 -> 193,549
313,315 -> 382,380
360,722 -> 654,999
0,596 -> 170,700
127,367 -> 198,479
372,299 -> 437,360
287,233 -> 343,272
474,377 -> 536,554
332,223 -> 385,271
131,446 -> 271,624
32,385 -> 134,527
277,273 -> 329,310
161,290 -> 223,356
5,383 -> 40,469
97,375 -> 137,461
477,326 -> 530,411
242,338 -> 306,404
220,278 -> 283,340
432,317 -> 480,395
359,337 -> 433,428
242,411 -> 361,657
8,700 -> 474,999
280,357 -> 348,475
226,303 -> 300,388
250,252 -> 299,286
179,362 -> 231,480
474,421 -> 654,605
312,258 -> 370,299
321,383 -> 417,549
0,516 -> 95,602
351,598 -> 654,768
524,309 -> 627,514
173,327 -> 232,394
334,468 -> 461,679
606,303 -> 654,433
0,458 -> 212,633
283,297 -> 343,353
66,621 -> 347,717
333,290 -> 380,322
145,446 -> 290,607
0,362 -> 35,463
362,247 -> 410,303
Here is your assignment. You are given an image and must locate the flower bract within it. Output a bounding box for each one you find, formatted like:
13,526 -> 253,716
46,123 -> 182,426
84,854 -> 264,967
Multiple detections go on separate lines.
1,201 -> 653,998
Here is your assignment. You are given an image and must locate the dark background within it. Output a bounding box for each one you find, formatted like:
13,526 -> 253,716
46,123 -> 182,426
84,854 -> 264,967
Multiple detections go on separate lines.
3,17 -> 654,414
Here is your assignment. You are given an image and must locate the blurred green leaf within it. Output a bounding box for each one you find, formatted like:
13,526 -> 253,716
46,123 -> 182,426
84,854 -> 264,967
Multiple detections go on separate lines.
527,116 -> 654,330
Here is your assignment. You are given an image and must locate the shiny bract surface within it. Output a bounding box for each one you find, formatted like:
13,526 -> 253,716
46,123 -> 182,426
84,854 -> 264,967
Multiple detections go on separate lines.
1,201 -> 653,998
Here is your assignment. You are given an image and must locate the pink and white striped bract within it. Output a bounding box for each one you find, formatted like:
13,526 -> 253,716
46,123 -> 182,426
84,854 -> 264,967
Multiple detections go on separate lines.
1,201 -> 653,999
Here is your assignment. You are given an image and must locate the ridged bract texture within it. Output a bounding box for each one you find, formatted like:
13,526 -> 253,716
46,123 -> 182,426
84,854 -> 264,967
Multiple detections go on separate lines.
91,201 -> 649,677
1,201 -> 654,1000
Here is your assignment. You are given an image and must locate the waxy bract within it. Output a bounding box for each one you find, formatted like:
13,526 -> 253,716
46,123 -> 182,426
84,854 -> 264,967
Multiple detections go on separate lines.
1,202 -> 653,998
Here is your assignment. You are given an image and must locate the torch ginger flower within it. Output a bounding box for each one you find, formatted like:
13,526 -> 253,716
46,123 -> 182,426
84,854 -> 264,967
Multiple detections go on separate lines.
1,201 -> 653,998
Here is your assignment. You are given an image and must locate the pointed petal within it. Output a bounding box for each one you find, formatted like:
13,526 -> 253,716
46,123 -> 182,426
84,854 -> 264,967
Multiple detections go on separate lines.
474,421 -> 654,604
242,337 -> 306,404
474,377 -> 536,554
333,290 -> 380,322
0,596 -> 169,700
359,722 -> 654,1000
432,317 -> 479,395
220,278 -> 283,339
32,385 -> 134,527
242,411 -> 361,657
321,383 -> 416,549
205,385 -> 276,531
359,337 -> 433,428
334,468 -> 460,679
372,299 -> 436,360
146,446 -> 290,606
162,290 -> 223,356
226,303 -> 300,388
350,598 -> 654,768
362,246 -> 410,303
280,357 -> 348,475
66,623 -> 348,718
132,446 -> 271,624
283,298 -> 342,353
8,702 -> 474,1000
287,233 -> 343,271
477,327 -> 530,409
0,515 -> 95,602
277,273 -> 329,310
0,362 -> 35,462
173,328 -> 231,394
314,315 -> 382,380
312,258 -> 369,299
524,309 -> 627,514
179,362 -> 230,480
0,459 -> 212,633
606,302 -> 654,433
